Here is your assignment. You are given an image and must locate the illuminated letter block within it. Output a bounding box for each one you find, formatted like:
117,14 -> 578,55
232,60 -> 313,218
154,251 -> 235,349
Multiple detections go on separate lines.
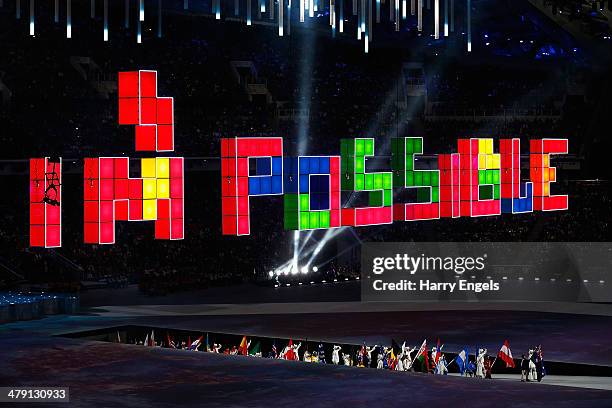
391,137 -> 440,221
530,138 -> 568,211
438,153 -> 460,218
118,70 -> 174,152
500,139 -> 533,214
30,157 -> 62,247
221,137 -> 283,235
283,156 -> 341,230
84,157 -> 184,244
340,138 -> 393,226
458,138 -> 501,217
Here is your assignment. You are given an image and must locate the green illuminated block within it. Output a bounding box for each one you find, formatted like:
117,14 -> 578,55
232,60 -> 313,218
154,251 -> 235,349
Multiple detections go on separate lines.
300,194 -> 309,211
479,170 -> 486,185
486,170 -> 494,184
355,139 -> 365,156
405,138 -> 415,154
422,171 -> 431,186
299,212 -> 309,230
406,171 -> 414,186
414,172 -> 423,186
319,211 -> 330,228
342,173 -> 354,190
384,189 -> 392,206
341,139 -> 353,156
364,139 -> 374,156
374,173 -> 383,189
414,138 -> 423,154
309,212 -> 320,229
355,158 -> 364,173
369,191 -> 383,206
479,185 -> 493,200
383,173 -> 392,189
494,184 -> 500,200
431,172 -> 439,187
492,170 -> 500,184
348,157 -> 355,172
355,174 -> 365,191
417,187 -> 430,203
405,156 -> 413,171
364,173 -> 374,190
431,187 -> 439,203
284,210 -> 299,230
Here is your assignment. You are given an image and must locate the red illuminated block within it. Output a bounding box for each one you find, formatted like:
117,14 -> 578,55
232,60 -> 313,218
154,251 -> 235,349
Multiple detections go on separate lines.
156,97 -> 174,125
118,71 -> 140,97
140,97 -> 157,125
118,98 -> 139,125
157,125 -> 174,151
341,208 -> 356,226
136,125 -> 157,151
30,158 -> 62,248
139,71 -> 157,97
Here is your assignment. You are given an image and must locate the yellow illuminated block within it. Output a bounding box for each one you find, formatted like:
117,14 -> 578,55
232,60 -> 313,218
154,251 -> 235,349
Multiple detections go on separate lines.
486,155 -> 493,169
544,183 -> 550,196
143,199 -> 157,220
141,158 -> 157,178
157,179 -> 169,198
143,179 -> 157,199
156,158 -> 170,179
486,139 -> 493,154
492,154 -> 500,169
549,168 -> 555,181
478,154 -> 486,169
543,170 -> 549,183
543,155 -> 550,167
478,139 -> 486,153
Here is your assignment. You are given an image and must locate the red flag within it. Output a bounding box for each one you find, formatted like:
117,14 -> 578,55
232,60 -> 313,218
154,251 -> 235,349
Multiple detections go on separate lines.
239,336 -> 249,355
434,338 -> 441,365
285,339 -> 295,360
497,340 -> 515,368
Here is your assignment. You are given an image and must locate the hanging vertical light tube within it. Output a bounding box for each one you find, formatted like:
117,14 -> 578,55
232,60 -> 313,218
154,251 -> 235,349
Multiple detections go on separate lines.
402,0 -> 406,19
216,0 -> 221,19
29,0 -> 34,36
357,0 -> 361,39
261,0 -> 265,13
364,0 -> 368,53
54,0 -> 58,23
368,0 -> 372,41
339,0 -> 343,32
247,0 -> 252,25
16,0 -> 21,19
434,0 -> 439,39
66,0 -> 71,38
287,0 -> 290,34
361,0 -> 365,35
444,0 -> 448,36
91,0 -> 95,19
184,0 -> 188,9
410,0 -> 414,15
389,0 -> 393,21
139,0 -> 144,21
104,0 -> 108,41
271,0 -> 275,19
309,0 -> 313,17
330,0 -> 335,37
125,0 -> 129,28
314,0 -> 317,11
352,0 -> 356,15
279,0 -> 283,35
417,0 -> 422,31
235,0 -> 238,16
300,0 -> 304,22
427,0 -> 430,9
466,0 -> 471,51
450,0 -> 454,31
395,0 -> 399,30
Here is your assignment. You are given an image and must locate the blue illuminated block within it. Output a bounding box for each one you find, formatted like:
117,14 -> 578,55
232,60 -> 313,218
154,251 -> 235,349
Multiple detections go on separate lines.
501,199 -> 513,214
249,177 -> 261,195
272,157 -> 282,175
260,177 -> 272,194
299,175 -> 309,193
512,183 -> 533,213
272,175 -> 282,193
299,157 -> 310,174
256,158 -> 271,175
310,157 -> 320,174
320,157 -> 330,174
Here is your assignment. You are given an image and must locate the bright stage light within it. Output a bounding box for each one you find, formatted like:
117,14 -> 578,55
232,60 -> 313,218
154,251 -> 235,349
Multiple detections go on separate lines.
268,270 -> 274,278
313,266 -> 318,272
301,266 -> 309,274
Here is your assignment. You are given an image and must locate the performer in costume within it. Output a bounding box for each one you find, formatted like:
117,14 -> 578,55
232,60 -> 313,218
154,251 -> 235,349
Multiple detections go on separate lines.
318,343 -> 326,363
476,348 -> 487,378
520,354 -> 528,381
377,347 -> 385,369
435,354 -> 449,375
366,345 -> 377,368
484,356 -> 492,379
332,345 -> 342,365
527,348 -> 537,381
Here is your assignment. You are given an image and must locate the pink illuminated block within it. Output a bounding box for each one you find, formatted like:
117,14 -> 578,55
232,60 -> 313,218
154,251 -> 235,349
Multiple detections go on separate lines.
30,158 -> 62,248
530,139 -> 569,212
84,157 -> 184,244
220,137 -> 283,236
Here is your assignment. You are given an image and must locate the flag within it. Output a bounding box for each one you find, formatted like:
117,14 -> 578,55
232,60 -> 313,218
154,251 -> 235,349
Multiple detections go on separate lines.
497,339 -> 515,368
205,333 -> 210,352
189,335 -> 204,351
117,331 -> 121,343
150,330 -> 155,347
239,336 -> 249,355
455,349 -> 468,374
414,339 -> 429,371
249,341 -> 261,356
144,333 -> 149,347
434,338 -> 441,365
285,339 -> 296,360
